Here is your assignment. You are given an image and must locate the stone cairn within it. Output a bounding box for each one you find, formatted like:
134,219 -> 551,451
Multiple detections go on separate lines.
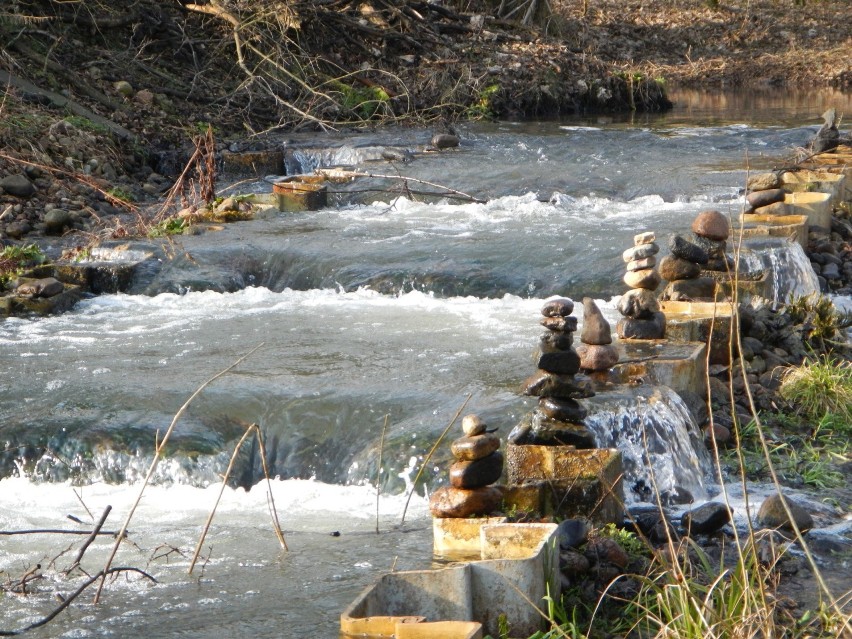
617,232 -> 666,340
659,210 -> 731,302
744,173 -> 788,219
690,209 -> 731,274
429,414 -> 504,518
576,297 -> 620,370
508,297 -> 596,448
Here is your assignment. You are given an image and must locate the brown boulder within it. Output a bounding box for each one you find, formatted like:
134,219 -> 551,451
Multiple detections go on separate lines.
429,485 -> 503,518
452,433 -> 500,461
623,269 -> 661,291
659,255 -> 701,281
691,210 -> 730,241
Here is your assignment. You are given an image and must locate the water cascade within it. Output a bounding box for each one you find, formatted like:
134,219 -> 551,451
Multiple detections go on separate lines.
584,385 -> 712,505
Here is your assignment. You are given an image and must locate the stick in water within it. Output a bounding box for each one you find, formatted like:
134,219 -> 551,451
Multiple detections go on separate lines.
376,414 -> 389,534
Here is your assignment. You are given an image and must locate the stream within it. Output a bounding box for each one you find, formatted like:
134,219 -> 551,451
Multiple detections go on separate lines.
1,87 -> 851,637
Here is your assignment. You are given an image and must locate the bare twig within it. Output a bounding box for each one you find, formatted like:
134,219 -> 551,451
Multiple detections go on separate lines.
376,413 -> 389,534
188,422 -> 256,574
0,568 -> 155,636
68,505 -> 112,572
254,427 -> 288,551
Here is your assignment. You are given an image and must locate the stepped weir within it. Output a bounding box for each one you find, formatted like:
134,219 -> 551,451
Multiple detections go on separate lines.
338,145 -> 852,638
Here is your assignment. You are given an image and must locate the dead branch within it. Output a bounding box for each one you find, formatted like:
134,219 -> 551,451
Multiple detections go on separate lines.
68,506 -> 112,572
0,529 -> 120,537
312,168 -> 486,204
0,567 -> 156,637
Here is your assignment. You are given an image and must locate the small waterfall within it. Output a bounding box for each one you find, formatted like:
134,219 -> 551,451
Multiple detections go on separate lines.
736,238 -> 819,307
284,144 -> 415,174
584,385 -> 712,505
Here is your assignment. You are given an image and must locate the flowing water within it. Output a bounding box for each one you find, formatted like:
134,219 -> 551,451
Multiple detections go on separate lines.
1,88 -> 851,637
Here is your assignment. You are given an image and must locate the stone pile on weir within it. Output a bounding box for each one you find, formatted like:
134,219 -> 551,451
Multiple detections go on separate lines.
660,210 -> 730,301
429,414 -> 504,518
617,232 -> 666,340
509,297 -> 596,447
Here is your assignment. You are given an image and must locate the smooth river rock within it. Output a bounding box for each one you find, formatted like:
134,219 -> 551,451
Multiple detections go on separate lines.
616,312 -> 666,340
746,188 -> 786,209
537,350 -> 581,375
541,315 -> 578,333
15,277 -> 64,298
539,331 -> 574,353
0,174 -> 36,198
451,432 -> 500,461
622,242 -> 659,263
575,343 -> 620,371
520,371 -> 594,399
691,210 -> 730,241
537,396 -> 588,422
659,255 -> 701,281
541,297 -> 575,317
429,485 -> 503,518
461,414 -> 487,437
669,234 -> 709,265
623,268 -> 661,291
747,172 -> 782,191
617,288 -> 660,319
634,231 -> 655,245
449,451 -> 503,489
756,493 -> 813,533
681,501 -> 731,535
662,277 -> 718,301
626,256 -> 657,271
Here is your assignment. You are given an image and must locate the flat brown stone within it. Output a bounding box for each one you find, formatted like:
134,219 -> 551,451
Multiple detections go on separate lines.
626,256 -> 656,271
540,315 -> 578,332
576,343 -> 620,371
520,370 -> 594,399
537,349 -> 581,375
659,255 -> 701,281
449,451 -> 504,489
429,485 -> 503,518
451,433 -> 500,461
541,297 -> 575,317
538,396 -> 588,422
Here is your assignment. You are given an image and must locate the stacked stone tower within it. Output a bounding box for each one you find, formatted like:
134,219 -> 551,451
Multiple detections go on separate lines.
429,414 -> 504,518
659,232 -> 716,301
617,232 -> 666,339
509,297 -> 596,448
690,209 -> 731,273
